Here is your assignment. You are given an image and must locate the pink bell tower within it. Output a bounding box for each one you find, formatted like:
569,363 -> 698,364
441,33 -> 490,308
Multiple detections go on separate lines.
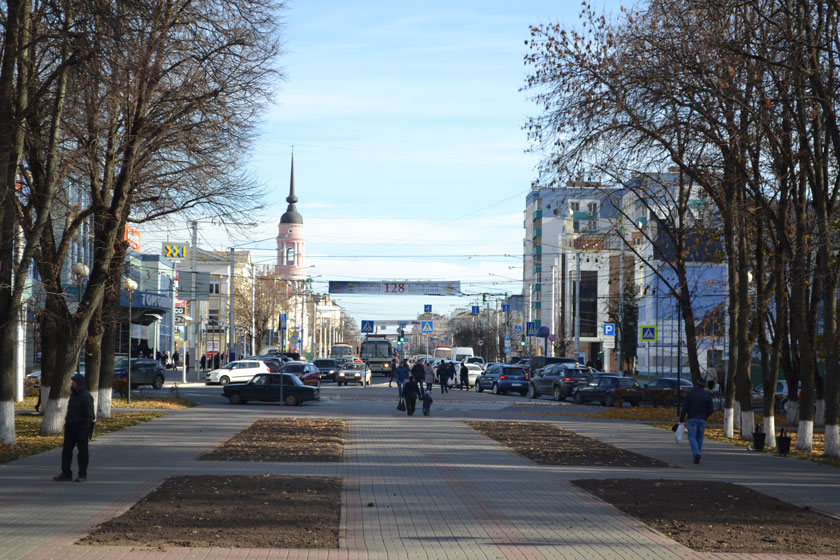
276,152 -> 306,279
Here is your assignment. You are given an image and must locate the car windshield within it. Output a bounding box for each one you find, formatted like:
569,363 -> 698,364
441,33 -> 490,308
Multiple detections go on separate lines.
502,367 -> 524,375
283,364 -> 304,373
315,360 -> 336,367
563,367 -> 589,376
343,363 -> 363,370
361,341 -> 391,359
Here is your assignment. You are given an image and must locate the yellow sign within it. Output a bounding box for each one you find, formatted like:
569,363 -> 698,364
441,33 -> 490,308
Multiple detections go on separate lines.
162,243 -> 188,259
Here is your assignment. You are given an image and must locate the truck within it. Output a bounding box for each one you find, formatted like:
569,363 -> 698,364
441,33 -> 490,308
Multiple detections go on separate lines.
433,345 -> 452,360
360,335 -> 394,376
330,342 -> 354,365
450,346 -> 475,363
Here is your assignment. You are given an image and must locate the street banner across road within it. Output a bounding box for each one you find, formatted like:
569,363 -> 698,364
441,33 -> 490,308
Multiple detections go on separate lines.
329,281 -> 461,295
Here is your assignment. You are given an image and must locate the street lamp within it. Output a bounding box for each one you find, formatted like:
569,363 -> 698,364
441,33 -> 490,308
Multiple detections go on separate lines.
122,278 -> 138,403
72,263 -> 89,375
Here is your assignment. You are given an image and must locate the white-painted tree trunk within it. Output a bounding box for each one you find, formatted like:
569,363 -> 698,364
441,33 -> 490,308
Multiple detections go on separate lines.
814,399 -> 825,426
40,397 -> 68,435
0,401 -> 15,445
740,411 -> 755,441
723,407 -> 735,438
733,400 -> 741,429
763,416 -> 776,448
825,424 -> 840,459
98,388 -> 112,419
39,384 -> 49,411
796,419 -> 813,452
786,400 -> 799,427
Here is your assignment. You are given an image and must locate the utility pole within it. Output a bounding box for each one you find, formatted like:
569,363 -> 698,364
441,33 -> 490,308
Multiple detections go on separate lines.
229,247 -> 235,362
617,239 -> 625,375
251,263 -> 256,355
574,251 -> 581,358
190,221 -> 198,379
550,264 -> 556,357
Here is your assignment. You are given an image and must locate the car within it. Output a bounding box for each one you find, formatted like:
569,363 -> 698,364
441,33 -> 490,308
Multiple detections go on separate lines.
465,356 -> 486,369
751,379 -> 789,411
205,359 -> 271,385
281,361 -> 321,386
640,377 -> 694,407
458,363 -> 483,387
574,375 -> 642,406
114,358 -> 166,389
246,355 -> 284,372
522,356 -> 577,376
222,372 -> 320,406
507,356 -> 523,364
475,364 -> 530,396
527,363 -> 592,401
336,362 -> 372,386
313,358 -> 340,381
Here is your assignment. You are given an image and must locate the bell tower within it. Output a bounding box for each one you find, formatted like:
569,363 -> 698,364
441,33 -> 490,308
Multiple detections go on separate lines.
276,151 -> 306,279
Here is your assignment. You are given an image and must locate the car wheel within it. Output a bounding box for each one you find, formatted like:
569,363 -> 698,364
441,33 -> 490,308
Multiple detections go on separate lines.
284,394 -> 299,406
492,383 -> 500,395
476,382 -> 483,393
553,386 -> 565,401
605,394 -> 615,407
575,392 -> 584,404
526,384 -> 537,399
219,375 -> 230,386
152,375 -> 164,390
228,392 -> 244,405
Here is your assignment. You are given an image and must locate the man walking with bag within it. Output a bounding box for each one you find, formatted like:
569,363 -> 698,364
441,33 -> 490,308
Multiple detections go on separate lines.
679,379 -> 714,464
54,374 -> 95,482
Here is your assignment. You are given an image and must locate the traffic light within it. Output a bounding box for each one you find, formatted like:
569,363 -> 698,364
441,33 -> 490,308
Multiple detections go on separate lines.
482,293 -> 488,304
520,340 -> 526,346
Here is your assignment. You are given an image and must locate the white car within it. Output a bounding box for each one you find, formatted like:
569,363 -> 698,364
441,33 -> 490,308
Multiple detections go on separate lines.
205,359 -> 270,385
337,362 -> 372,386
459,363 -> 484,387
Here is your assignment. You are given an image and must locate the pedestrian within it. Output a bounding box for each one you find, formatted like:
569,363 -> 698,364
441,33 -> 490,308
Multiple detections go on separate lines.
460,362 -> 469,390
448,361 -> 456,390
439,362 -> 449,393
402,374 -> 420,416
200,354 -> 207,370
213,353 -> 220,369
54,374 -> 95,482
411,360 -> 425,392
422,390 -> 434,416
389,359 -> 397,387
679,379 -> 715,464
424,362 -> 435,393
395,360 -> 409,396
185,351 -> 190,370
173,350 -> 180,368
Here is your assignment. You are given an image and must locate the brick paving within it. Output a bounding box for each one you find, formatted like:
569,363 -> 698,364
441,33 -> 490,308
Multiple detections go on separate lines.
2,381 -> 839,560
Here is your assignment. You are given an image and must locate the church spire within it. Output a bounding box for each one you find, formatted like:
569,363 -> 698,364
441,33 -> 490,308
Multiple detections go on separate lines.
280,150 -> 303,224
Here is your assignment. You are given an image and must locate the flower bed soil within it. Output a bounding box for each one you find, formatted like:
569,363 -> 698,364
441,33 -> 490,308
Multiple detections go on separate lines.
573,479 -> 840,554
80,475 -> 341,548
199,417 -> 346,462
467,421 -> 673,467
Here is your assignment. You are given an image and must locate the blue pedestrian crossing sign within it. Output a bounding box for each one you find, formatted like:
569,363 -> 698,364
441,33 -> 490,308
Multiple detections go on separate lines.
640,325 -> 657,342
526,321 -> 536,336
603,323 -> 616,337
424,304 -> 432,313
361,320 -> 375,333
421,321 -> 434,334
514,325 -> 522,334
502,304 -> 510,313
504,346 -> 511,353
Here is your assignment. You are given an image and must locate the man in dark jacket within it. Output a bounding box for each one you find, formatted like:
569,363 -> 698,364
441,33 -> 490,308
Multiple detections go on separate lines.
460,362 -> 470,390
679,379 -> 714,464
410,361 -> 425,392
54,374 -> 96,482
402,375 -> 420,416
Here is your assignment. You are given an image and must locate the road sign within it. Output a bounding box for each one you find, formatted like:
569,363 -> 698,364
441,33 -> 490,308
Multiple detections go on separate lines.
161,242 -> 189,259
502,304 -> 510,313
471,305 -> 480,315
398,320 -> 408,326
548,334 -> 556,342
514,325 -> 522,334
504,333 -> 511,341
603,338 -> 615,349
421,321 -> 434,334
603,323 -> 616,337
361,320 -> 375,333
526,322 -> 536,336
279,313 -> 287,331
536,325 -> 550,337
424,304 -> 432,313
478,339 -> 484,346
640,325 -> 657,342
505,346 -> 512,353
444,336 -> 449,341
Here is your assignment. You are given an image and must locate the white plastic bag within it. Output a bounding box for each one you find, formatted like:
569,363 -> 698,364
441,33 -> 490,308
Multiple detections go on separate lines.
675,422 -> 685,444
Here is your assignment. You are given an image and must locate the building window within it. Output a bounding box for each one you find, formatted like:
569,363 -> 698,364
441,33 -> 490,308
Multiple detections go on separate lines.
208,308 -> 219,325
286,247 -> 296,266
209,279 -> 220,295
570,201 -> 580,212
587,202 -> 598,215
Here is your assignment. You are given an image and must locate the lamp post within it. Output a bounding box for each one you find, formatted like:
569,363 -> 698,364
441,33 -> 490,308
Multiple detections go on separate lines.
72,263 -> 90,375
122,278 -> 138,403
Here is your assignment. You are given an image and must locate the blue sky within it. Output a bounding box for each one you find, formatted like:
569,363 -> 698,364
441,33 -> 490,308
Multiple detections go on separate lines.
142,0 -> 625,325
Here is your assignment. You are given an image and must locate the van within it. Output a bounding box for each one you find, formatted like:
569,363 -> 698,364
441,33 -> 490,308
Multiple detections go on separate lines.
449,347 -> 474,362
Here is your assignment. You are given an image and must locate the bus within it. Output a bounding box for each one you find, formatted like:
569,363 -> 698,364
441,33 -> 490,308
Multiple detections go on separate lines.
330,342 -> 353,364
360,335 -> 393,376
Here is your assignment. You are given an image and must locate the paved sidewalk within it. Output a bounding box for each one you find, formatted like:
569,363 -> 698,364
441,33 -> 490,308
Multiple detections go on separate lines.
2,394 -> 839,560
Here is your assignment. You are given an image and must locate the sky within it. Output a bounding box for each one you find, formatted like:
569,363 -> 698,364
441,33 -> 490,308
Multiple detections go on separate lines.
140,0 -> 625,327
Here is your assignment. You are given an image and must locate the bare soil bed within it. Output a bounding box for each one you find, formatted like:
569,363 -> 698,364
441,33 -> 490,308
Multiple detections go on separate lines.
573,479 -> 840,554
80,475 -> 341,548
468,421 -> 673,467
199,417 -> 346,462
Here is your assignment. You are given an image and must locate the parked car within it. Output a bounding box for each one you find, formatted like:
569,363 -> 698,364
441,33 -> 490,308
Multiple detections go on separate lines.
522,356 -> 577,375
527,363 -> 592,401
465,356 -> 486,369
222,372 -> 320,406
114,358 -> 166,389
640,377 -> 694,407
475,364 -> 529,395
313,358 -> 340,381
246,355 -> 284,372
574,375 -> 642,406
751,379 -> 789,411
459,363 -> 483,387
206,359 -> 271,385
507,356 -> 523,365
336,362 -> 372,386
281,361 -> 321,387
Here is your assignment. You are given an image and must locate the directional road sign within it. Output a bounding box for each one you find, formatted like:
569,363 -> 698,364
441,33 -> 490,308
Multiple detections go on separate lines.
526,321 -> 536,336
514,325 -> 522,334
640,325 -> 657,342
504,334 -> 511,341
502,304 -> 510,313
603,323 -> 616,337
471,305 -> 480,315
424,304 -> 432,313
421,321 -> 434,334
361,320 -> 375,333
279,313 -> 287,331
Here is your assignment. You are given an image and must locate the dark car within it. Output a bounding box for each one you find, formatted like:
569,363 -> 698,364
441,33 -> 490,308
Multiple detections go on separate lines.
281,361 -> 321,387
751,379 -> 789,411
527,363 -> 592,401
521,356 -> 577,375
640,377 -> 694,407
574,375 -> 642,406
246,356 -> 284,372
313,358 -> 340,381
507,356 -> 523,364
113,358 -> 166,389
475,364 -> 529,396
222,372 -> 320,406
